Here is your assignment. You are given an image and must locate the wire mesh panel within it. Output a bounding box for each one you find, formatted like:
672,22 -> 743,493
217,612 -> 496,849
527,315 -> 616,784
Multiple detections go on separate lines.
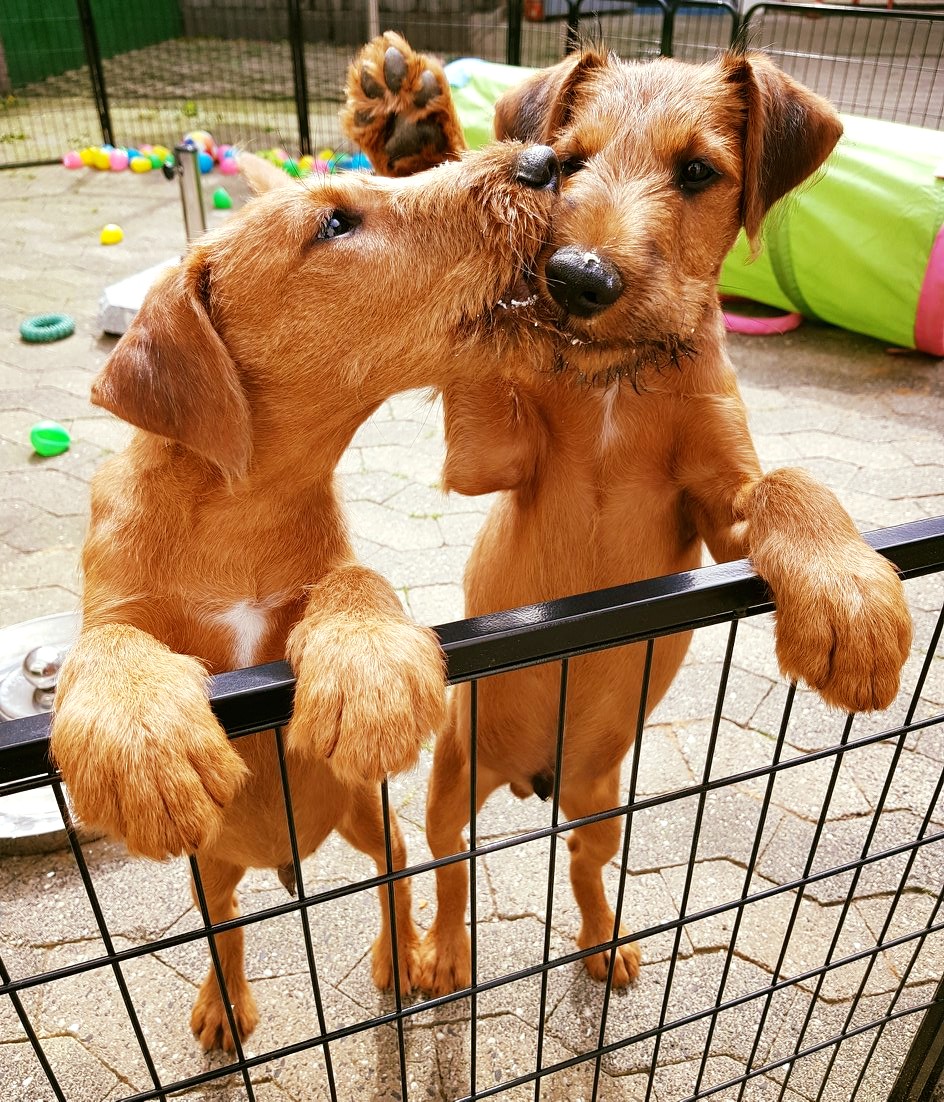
740,4 -> 944,129
0,517 -> 942,1100
0,0 -> 105,167
517,0 -> 667,66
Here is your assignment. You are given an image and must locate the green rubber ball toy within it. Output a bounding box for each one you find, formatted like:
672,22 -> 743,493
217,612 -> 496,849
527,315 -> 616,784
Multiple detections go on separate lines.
30,420 -> 71,457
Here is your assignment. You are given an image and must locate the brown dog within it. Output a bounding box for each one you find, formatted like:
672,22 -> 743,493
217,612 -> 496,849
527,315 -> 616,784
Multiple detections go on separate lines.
344,34 -> 914,995
48,143 -> 564,1049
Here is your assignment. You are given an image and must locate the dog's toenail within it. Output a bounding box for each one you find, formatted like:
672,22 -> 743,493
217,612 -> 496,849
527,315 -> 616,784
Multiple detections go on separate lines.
414,69 -> 440,108
383,47 -> 408,93
360,68 -> 384,99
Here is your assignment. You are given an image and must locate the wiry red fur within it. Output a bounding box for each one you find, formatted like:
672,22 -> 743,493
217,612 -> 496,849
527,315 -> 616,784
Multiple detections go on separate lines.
49,145 -> 561,1049
344,38 -> 913,995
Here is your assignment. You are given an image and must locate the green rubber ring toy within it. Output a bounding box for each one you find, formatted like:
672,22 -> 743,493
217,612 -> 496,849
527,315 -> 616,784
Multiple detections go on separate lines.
19,313 -> 75,343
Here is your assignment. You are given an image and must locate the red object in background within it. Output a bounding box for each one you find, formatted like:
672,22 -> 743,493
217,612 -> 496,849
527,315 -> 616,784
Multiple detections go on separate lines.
524,0 -> 545,21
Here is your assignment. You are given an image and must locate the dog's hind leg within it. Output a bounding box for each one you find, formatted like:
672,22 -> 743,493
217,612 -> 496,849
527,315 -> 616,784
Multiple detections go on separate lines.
560,765 -> 640,988
338,794 -> 422,994
341,31 -> 466,177
189,855 -> 259,1052
419,698 -> 504,996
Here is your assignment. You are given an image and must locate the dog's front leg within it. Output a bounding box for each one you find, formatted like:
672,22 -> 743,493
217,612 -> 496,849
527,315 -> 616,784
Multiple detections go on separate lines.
285,564 -> 446,784
51,625 -> 249,859
678,394 -> 912,714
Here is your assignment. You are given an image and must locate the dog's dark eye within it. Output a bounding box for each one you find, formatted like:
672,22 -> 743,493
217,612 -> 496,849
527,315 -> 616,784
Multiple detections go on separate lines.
315,211 -> 359,241
679,160 -> 718,191
559,156 -> 586,177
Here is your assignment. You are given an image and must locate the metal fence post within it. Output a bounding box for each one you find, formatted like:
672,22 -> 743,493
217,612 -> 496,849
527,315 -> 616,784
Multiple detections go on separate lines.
287,0 -> 312,157
888,973 -> 944,1101
74,0 -> 114,148
507,0 -> 523,67
174,144 -> 207,242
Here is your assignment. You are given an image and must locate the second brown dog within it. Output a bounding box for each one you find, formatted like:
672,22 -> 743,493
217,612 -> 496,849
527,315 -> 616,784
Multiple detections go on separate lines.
344,34 -> 914,995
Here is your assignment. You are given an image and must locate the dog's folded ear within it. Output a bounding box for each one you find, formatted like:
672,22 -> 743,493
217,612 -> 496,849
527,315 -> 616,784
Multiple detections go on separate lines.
91,251 -> 252,479
441,379 -> 546,498
239,150 -> 294,195
493,48 -> 609,143
724,51 -> 843,246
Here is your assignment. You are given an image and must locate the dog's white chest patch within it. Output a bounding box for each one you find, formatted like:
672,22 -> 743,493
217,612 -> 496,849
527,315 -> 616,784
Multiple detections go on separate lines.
215,600 -> 271,669
598,386 -> 621,451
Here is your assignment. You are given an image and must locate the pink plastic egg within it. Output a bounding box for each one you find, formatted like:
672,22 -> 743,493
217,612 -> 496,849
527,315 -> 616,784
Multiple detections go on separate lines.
62,151 -> 83,169
109,149 -> 129,171
218,156 -> 240,175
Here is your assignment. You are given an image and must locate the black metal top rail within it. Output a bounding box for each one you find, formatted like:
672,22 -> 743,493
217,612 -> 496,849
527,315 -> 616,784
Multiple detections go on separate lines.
1,514 -> 942,785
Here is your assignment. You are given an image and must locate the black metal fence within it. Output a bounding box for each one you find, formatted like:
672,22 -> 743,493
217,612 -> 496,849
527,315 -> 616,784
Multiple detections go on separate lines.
1,0 -> 942,167
1,514 -> 943,1100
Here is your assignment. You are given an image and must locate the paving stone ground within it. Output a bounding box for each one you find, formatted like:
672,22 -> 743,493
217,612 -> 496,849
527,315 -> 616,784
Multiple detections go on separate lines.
0,162 -> 942,1102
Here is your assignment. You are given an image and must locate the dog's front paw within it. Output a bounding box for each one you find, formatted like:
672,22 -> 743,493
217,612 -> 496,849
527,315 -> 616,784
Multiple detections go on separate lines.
286,615 -> 446,784
51,628 -> 249,859
773,544 -> 912,713
341,30 -> 464,176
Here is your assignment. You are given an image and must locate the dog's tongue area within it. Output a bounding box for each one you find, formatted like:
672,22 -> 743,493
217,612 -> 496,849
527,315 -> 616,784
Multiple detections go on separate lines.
496,272 -> 538,310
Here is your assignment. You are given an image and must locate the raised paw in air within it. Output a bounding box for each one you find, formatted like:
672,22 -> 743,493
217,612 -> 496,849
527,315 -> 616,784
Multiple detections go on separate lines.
341,30 -> 466,176
774,544 -> 913,714
286,613 -> 447,785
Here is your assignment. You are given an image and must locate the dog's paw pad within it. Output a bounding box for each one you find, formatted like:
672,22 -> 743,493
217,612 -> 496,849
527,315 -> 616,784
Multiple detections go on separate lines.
360,66 -> 385,99
383,45 -> 408,92
414,69 -> 441,108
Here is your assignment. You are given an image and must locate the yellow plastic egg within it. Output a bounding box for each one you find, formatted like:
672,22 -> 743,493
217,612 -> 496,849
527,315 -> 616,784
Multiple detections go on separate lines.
100,223 -> 124,245
79,146 -> 97,166
92,149 -> 111,170
130,156 -> 152,173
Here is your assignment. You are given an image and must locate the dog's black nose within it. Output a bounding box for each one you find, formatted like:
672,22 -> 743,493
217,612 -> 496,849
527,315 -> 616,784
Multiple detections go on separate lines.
545,245 -> 623,317
515,145 -> 560,191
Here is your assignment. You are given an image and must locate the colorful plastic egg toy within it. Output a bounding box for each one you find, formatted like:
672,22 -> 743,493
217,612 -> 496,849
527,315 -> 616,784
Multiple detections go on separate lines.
79,146 -> 97,166
130,155 -> 152,173
100,223 -> 123,245
314,158 -> 331,174
212,186 -> 232,209
283,158 -> 301,177
183,129 -> 215,156
148,152 -> 164,169
215,144 -> 233,162
197,150 -> 214,173
298,155 -> 314,173
62,150 -> 83,169
317,148 -> 335,162
109,148 -> 129,171
151,145 -> 170,161
92,148 -> 111,170
139,143 -> 153,153
30,420 -> 71,458
218,155 -> 239,175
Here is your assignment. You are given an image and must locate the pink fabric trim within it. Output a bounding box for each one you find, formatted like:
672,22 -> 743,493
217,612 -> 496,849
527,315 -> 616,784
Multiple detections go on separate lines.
722,303 -> 804,336
915,222 -> 944,356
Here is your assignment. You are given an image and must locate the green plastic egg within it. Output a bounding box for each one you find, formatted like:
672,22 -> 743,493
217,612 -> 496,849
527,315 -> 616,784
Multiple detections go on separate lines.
30,420 -> 71,457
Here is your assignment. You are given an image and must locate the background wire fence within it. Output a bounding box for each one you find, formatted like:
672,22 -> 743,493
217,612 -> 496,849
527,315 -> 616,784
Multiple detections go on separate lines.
1,1 -> 942,167
1,515 -> 942,1101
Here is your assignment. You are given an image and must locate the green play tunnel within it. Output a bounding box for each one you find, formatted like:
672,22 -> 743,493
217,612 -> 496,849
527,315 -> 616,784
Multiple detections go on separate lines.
445,59 -> 944,356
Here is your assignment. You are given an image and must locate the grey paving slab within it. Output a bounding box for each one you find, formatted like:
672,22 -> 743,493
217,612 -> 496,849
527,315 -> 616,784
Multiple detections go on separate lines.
0,160 -> 942,1102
